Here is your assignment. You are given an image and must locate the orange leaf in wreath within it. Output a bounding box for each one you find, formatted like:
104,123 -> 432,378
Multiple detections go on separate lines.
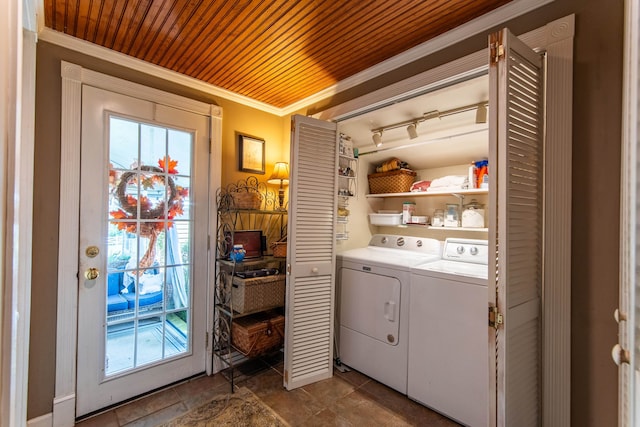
158,156 -> 179,174
177,186 -> 189,197
168,204 -> 184,218
138,195 -> 151,211
110,209 -> 129,220
141,176 -> 155,190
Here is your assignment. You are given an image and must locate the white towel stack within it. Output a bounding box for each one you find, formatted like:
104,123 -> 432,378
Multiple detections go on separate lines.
426,175 -> 469,192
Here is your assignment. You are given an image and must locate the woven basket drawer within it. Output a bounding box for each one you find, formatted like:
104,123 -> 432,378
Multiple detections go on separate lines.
232,274 -> 285,314
232,312 -> 285,357
367,169 -> 416,194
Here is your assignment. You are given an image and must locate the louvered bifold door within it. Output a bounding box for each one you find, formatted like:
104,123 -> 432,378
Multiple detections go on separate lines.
284,115 -> 338,390
488,28 -> 544,427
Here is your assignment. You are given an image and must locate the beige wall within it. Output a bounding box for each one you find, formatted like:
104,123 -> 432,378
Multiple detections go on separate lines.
30,0 -> 623,424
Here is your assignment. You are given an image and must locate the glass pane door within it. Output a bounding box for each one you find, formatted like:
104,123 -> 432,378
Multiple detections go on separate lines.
106,117 -> 193,376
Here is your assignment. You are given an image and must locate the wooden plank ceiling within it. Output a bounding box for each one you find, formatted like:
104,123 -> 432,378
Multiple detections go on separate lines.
45,0 -> 512,109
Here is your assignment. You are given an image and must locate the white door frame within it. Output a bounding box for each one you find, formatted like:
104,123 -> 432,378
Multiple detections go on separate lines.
316,15 -> 574,426
617,0 -> 639,425
53,62 -> 222,426
1,0 -> 37,424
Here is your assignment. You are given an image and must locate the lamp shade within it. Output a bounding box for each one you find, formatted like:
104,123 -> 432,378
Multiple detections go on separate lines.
267,162 -> 289,185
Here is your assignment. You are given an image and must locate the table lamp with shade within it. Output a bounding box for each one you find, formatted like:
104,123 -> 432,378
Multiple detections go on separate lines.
267,162 -> 289,210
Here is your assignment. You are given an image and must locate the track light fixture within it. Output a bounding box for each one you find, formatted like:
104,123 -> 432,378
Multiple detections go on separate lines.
372,131 -> 383,147
407,123 -> 418,139
475,104 -> 488,124
370,101 -> 488,147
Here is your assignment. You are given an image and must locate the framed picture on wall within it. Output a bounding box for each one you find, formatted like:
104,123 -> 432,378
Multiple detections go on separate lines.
238,133 -> 265,174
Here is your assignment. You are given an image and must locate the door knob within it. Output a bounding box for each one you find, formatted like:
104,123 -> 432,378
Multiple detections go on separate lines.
84,267 -> 100,280
612,344 -> 630,366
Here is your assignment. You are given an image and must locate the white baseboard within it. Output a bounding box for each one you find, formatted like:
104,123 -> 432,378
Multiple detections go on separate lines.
27,413 -> 52,427
52,393 -> 75,427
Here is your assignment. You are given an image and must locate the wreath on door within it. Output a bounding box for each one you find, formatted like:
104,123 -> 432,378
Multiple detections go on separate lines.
110,156 -> 188,269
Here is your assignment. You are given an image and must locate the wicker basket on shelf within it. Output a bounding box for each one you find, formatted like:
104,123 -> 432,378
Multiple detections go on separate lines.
231,191 -> 262,209
231,312 -> 285,357
231,274 -> 285,314
270,242 -> 287,258
367,169 -> 417,194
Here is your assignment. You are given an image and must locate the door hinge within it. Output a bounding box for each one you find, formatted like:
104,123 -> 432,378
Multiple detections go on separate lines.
489,305 -> 503,328
491,42 -> 505,63
206,331 -> 209,348
207,235 -> 210,251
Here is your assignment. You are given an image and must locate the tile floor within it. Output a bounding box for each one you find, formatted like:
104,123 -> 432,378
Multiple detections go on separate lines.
75,353 -> 461,426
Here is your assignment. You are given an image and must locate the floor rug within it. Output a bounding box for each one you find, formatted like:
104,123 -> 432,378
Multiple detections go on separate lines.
162,386 -> 288,427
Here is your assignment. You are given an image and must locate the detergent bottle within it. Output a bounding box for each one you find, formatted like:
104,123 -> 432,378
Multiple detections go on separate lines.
475,160 -> 489,189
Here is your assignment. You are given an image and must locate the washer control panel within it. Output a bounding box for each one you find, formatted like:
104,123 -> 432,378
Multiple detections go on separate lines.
442,238 -> 488,265
368,234 -> 441,256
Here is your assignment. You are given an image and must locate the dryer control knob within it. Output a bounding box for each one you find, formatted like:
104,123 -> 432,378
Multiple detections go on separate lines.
381,237 -> 388,244
396,237 -> 405,247
470,246 -> 479,255
457,246 -> 465,254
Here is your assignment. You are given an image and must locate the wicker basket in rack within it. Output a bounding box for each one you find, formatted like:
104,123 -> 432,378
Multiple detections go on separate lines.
231,191 -> 262,209
270,242 -> 287,258
231,311 -> 285,357
367,169 -> 417,194
231,274 -> 285,314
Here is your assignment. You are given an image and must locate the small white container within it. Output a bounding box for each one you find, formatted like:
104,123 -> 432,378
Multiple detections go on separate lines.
410,215 -> 428,224
369,213 -> 402,226
402,202 -> 416,224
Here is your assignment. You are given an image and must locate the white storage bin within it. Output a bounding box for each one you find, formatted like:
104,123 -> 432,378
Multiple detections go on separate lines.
369,213 -> 402,226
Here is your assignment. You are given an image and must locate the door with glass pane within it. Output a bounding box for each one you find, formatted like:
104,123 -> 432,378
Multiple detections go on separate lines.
76,86 -> 209,416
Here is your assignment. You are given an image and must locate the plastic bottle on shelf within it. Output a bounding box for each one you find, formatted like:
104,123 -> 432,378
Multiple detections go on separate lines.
468,163 -> 477,189
475,160 -> 488,189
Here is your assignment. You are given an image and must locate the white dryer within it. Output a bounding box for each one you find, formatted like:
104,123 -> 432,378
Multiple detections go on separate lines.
336,234 -> 441,394
409,238 -> 489,427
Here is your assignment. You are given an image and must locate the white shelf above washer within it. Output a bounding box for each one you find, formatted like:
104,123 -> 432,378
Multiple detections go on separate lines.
366,188 -> 488,198
390,224 -> 488,232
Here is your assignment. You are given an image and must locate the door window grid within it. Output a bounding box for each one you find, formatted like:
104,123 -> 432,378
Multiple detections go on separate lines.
105,116 -> 193,376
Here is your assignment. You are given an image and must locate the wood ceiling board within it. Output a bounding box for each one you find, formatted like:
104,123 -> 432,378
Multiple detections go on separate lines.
44,0 -> 513,108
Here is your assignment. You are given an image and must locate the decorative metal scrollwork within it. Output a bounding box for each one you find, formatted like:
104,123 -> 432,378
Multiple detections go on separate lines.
216,176 -> 283,212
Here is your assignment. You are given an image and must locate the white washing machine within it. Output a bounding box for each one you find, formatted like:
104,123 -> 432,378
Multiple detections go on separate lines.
336,234 -> 441,394
408,238 -> 489,427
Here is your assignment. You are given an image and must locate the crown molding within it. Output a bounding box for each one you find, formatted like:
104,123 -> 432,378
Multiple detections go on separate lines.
39,0 -> 554,116
38,27 -> 284,115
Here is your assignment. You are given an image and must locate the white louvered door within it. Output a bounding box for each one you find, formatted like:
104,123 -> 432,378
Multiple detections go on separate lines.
488,28 -> 544,427
284,114 -> 338,390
